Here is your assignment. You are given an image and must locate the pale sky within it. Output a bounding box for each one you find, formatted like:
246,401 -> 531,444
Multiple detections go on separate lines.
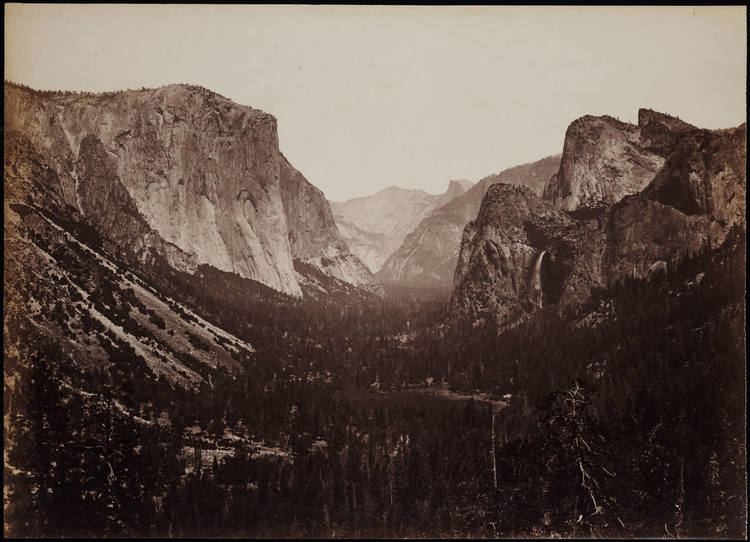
4,5 -> 747,201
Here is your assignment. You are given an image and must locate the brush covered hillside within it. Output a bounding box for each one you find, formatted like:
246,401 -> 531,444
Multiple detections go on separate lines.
3,82 -> 747,539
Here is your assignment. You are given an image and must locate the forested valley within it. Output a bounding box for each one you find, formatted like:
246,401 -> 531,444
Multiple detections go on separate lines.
4,200 -> 746,538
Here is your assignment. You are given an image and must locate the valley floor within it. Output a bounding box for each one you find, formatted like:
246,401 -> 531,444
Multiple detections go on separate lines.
3,203 -> 747,538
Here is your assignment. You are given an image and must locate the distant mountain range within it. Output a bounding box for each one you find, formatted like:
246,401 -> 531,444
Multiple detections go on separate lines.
375,155 -> 562,289
330,180 -> 472,272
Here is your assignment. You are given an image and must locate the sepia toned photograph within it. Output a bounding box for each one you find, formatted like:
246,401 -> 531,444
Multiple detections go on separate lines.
3,4 -> 747,539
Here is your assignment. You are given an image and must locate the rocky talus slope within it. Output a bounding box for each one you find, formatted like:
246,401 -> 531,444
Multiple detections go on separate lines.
4,82 -> 380,297
4,135 -> 257,390
452,110 -> 746,325
377,155 -> 561,289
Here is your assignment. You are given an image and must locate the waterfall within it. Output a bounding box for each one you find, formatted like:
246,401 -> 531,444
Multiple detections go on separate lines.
530,250 -> 546,308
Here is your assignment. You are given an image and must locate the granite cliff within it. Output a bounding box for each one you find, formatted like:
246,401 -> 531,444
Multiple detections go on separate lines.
279,155 -> 383,295
542,109 -> 697,212
4,82 -> 380,297
604,121 -> 746,283
377,155 -> 561,289
450,184 -> 579,325
452,110 -> 745,325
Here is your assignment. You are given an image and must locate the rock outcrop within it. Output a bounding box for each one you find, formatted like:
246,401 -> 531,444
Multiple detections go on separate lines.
604,122 -> 746,284
438,179 -> 475,206
331,181 -> 472,273
377,155 -> 561,289
4,82 -> 379,297
4,131 -> 66,212
74,134 -> 198,272
543,113 -> 669,212
452,110 -> 745,326
451,184 -> 580,325
279,155 -> 383,295
643,122 -> 746,222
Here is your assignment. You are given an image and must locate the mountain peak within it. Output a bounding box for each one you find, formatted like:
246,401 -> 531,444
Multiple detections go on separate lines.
544,110 -> 675,211
331,181 -> 476,273
437,180 -> 473,205
446,179 -> 473,195
379,185 -> 423,195
638,108 -> 696,132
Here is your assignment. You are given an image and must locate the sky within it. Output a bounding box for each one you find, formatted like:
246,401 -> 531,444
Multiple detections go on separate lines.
4,5 -> 747,201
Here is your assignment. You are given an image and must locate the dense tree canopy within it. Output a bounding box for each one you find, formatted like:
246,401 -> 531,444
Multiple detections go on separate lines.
4,208 -> 746,537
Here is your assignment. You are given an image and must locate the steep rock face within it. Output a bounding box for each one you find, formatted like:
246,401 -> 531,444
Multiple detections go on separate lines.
279,156 -> 383,295
604,123 -> 746,284
437,179 -> 474,206
602,196 -> 720,282
644,123 -> 746,222
377,155 -> 561,288
543,114 -> 668,212
331,181 -> 472,272
377,213 -> 471,290
638,109 -> 697,153
450,184 -> 582,325
74,134 -> 197,272
452,111 -> 745,327
4,87 -> 79,207
4,131 -> 66,213
332,219 -> 388,276
5,83 -> 377,297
